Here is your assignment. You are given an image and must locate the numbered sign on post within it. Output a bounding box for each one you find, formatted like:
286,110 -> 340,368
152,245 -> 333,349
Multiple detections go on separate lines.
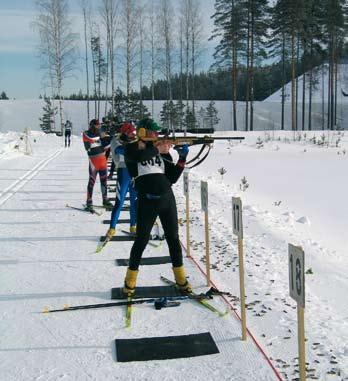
288,244 -> 305,308
201,181 -> 208,212
183,172 -> 189,196
232,197 -> 243,239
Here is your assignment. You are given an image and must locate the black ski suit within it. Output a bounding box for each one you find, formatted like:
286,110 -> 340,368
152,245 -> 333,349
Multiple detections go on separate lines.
124,141 -> 186,270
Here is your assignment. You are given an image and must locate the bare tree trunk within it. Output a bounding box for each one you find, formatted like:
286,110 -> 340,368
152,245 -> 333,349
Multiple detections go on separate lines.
249,0 -> 254,132
126,0 -> 131,99
330,35 -> 335,130
231,0 -> 237,131
232,43 -> 237,131
150,0 -> 155,117
281,34 -> 285,131
322,63 -> 325,130
295,36 -> 300,131
291,30 -> 296,131
334,48 -> 338,128
139,4 -> 144,118
188,0 -> 202,121
102,1 -> 110,117
159,0 -> 174,129
81,1 -> 90,124
308,40 -> 313,131
183,0 -> 190,110
245,0 -> 251,132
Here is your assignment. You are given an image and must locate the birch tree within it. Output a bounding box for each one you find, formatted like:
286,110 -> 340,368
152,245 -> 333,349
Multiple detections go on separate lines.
33,0 -> 78,134
189,0 -> 203,119
158,0 -> 175,131
100,0 -> 119,117
80,0 -> 91,124
120,0 -> 139,102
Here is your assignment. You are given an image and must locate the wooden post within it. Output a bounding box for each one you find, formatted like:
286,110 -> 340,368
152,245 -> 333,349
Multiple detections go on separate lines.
289,244 -> 306,381
204,209 -> 210,286
298,306 -> 306,381
185,193 -> 190,257
232,197 -> 247,341
201,181 -> 210,286
238,238 -> 247,340
183,172 -> 190,257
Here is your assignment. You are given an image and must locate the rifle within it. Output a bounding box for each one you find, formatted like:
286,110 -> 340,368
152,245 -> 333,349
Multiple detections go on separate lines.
137,128 -> 245,168
141,135 -> 244,146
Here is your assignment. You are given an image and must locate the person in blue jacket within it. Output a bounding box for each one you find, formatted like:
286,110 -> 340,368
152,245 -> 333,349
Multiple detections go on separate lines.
106,122 -> 137,239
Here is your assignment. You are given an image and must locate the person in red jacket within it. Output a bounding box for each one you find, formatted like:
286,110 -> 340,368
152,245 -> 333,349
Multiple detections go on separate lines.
82,119 -> 112,212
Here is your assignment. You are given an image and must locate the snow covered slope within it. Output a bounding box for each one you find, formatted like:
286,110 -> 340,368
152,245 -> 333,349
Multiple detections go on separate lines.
1,131 -> 347,380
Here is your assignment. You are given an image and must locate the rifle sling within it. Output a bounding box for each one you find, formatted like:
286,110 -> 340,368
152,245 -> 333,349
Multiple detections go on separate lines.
186,144 -> 211,168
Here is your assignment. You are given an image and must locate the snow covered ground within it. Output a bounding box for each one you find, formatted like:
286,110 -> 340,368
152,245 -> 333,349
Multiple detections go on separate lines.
0,130 -> 347,380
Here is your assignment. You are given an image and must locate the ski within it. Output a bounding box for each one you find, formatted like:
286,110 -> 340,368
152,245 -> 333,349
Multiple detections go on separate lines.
160,276 -> 228,318
95,235 -> 112,253
66,204 -> 102,216
89,204 -> 113,211
120,230 -> 161,248
42,295 -> 202,313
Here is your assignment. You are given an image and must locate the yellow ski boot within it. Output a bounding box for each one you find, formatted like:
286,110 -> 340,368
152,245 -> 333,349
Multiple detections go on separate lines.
123,268 -> 139,295
173,265 -> 192,293
106,228 -> 116,239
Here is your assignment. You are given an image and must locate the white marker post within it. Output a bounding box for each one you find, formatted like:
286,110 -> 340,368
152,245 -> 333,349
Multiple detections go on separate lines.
201,181 -> 210,286
288,244 -> 306,381
232,197 -> 247,341
183,172 -> 190,257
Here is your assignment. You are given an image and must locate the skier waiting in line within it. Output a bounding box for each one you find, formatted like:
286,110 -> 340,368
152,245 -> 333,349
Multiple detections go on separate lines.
64,120 -> 72,147
122,117 -> 192,296
106,122 -> 138,240
82,119 -> 113,212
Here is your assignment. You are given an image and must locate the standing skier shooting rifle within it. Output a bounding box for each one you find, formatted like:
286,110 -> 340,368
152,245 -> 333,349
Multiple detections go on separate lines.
82,119 -> 113,212
122,118 -> 192,296
106,122 -> 138,240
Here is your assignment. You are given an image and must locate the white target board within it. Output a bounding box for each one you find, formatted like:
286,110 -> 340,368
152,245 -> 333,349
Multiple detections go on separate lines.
201,181 -> 208,212
232,197 -> 243,239
288,244 -> 305,308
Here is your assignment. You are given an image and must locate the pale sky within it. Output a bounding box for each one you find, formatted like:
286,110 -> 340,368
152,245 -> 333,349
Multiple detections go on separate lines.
0,0 -> 216,99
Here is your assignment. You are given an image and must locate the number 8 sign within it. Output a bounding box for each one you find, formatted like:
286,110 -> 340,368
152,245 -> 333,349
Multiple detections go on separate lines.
288,244 -> 305,307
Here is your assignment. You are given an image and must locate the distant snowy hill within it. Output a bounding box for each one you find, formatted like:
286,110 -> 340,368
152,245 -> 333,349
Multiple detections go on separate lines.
1,64 -> 347,135
265,64 -> 348,103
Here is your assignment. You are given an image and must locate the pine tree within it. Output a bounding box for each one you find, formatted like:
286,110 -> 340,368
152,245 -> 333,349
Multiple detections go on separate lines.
0,91 -> 9,100
210,0 -> 246,131
39,97 -> 57,133
125,95 -> 150,121
183,105 -> 198,131
160,100 -> 179,132
205,101 -> 220,130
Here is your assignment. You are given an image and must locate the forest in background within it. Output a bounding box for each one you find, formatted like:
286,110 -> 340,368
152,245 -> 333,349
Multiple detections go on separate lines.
30,0 -> 347,132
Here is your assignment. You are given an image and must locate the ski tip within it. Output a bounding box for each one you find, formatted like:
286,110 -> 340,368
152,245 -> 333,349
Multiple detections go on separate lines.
220,309 -> 229,318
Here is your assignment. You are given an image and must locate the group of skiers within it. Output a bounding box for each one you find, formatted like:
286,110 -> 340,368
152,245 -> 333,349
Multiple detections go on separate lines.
82,117 -> 192,297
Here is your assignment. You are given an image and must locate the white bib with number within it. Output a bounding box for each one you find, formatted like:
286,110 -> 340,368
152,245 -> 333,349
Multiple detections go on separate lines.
137,155 -> 165,177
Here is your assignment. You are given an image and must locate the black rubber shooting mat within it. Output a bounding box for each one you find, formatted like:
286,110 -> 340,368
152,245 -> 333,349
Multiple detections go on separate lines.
111,285 -> 182,299
115,256 -> 171,266
102,219 -> 131,224
100,235 -> 134,242
115,332 -> 219,362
